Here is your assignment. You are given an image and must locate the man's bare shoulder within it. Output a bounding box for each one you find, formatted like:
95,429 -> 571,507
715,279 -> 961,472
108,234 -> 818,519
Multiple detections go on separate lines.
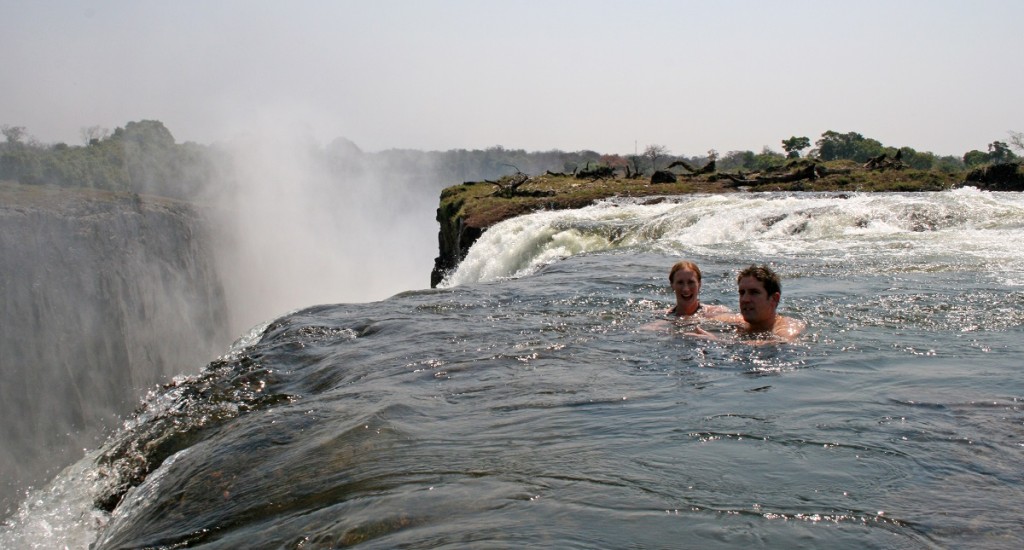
708,311 -> 742,324
701,304 -> 731,316
773,315 -> 806,340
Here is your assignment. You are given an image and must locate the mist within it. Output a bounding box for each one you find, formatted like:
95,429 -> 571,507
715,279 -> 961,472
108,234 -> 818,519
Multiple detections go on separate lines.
0,182 -> 229,515
0,109 -> 617,516
202,126 -> 444,337
0,123 -> 451,516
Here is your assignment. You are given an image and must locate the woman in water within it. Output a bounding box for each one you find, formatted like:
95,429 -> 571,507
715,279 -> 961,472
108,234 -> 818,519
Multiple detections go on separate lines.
666,260 -> 730,317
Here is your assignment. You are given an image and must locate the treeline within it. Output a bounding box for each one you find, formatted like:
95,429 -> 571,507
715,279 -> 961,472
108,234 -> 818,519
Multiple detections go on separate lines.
620,131 -> 1022,177
0,121 -> 214,200
0,121 -> 606,200
2,121 -> 1021,201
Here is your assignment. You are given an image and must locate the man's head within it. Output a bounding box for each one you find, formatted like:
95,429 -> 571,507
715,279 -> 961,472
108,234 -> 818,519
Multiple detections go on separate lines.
736,265 -> 781,329
736,265 -> 780,296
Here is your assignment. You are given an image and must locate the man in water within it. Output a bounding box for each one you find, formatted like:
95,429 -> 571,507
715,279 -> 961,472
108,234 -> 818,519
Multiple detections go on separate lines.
666,260 -> 729,317
730,264 -> 804,341
689,264 -> 804,342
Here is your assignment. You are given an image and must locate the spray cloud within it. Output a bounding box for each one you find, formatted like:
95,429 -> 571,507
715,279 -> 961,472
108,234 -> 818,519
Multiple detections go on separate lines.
203,123 -> 442,336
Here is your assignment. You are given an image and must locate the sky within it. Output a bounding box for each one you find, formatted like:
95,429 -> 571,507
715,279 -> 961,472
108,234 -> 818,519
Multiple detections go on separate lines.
2,0 -> 1022,158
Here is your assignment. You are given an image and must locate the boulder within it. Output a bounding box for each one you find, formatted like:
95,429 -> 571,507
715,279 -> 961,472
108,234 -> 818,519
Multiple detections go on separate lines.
650,170 -> 677,184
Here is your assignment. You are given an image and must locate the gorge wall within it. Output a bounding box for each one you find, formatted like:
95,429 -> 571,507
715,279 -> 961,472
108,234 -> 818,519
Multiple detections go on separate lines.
0,183 -> 230,514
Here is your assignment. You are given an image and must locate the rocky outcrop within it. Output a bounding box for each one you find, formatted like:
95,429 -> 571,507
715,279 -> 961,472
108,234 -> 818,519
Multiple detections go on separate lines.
963,162 -> 1024,191
650,170 -> 677,184
430,191 -> 483,287
429,178 -> 598,287
0,183 -> 229,512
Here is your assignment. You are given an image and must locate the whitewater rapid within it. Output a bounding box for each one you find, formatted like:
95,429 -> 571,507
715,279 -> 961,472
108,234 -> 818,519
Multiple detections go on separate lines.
442,189 -> 1024,287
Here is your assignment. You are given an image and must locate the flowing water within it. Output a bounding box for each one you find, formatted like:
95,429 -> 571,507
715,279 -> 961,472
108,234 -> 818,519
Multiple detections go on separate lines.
3,189 -> 1023,548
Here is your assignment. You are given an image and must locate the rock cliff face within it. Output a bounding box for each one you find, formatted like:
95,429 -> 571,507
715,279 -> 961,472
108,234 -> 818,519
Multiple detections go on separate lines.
0,183 -> 229,512
430,194 -> 483,287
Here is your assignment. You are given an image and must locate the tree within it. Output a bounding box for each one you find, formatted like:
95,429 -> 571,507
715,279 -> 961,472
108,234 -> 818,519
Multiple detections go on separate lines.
2,125 -> 27,144
1009,131 -> 1024,153
814,131 -> 885,162
897,147 -> 939,170
644,144 -> 669,172
965,141 -> 1019,167
718,150 -> 755,171
933,155 -> 965,174
751,146 -> 786,171
988,141 -> 1016,164
81,125 -> 111,145
781,136 -> 811,159
963,149 -> 988,168
114,120 -> 176,149
625,154 -> 644,178
599,154 -> 627,175
109,120 -> 180,194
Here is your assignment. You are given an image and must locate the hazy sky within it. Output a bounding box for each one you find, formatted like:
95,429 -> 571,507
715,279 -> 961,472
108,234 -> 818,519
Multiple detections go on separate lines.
3,0 -> 1022,157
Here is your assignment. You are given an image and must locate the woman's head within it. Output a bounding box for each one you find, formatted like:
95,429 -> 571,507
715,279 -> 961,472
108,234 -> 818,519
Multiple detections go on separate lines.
669,260 -> 702,284
669,261 -> 705,315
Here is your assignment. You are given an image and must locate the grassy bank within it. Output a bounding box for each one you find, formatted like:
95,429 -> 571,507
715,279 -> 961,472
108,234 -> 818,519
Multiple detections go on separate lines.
439,161 -> 962,229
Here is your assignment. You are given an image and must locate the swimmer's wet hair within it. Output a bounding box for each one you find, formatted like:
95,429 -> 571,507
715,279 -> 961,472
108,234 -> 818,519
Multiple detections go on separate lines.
669,260 -> 702,283
738,265 -> 781,296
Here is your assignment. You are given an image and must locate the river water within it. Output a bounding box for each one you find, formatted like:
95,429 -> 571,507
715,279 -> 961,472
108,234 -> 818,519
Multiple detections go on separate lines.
4,189 -> 1023,548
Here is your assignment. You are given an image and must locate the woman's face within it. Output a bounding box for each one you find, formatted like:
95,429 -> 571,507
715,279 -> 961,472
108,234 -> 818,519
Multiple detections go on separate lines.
671,269 -> 702,303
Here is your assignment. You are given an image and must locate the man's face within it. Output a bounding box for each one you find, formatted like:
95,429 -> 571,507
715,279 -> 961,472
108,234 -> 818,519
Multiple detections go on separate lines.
737,276 -> 779,326
671,269 -> 701,304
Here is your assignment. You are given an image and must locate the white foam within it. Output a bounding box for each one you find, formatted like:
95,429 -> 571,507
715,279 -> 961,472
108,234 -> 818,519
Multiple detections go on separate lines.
440,191 -> 1024,285
0,451 -> 109,550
